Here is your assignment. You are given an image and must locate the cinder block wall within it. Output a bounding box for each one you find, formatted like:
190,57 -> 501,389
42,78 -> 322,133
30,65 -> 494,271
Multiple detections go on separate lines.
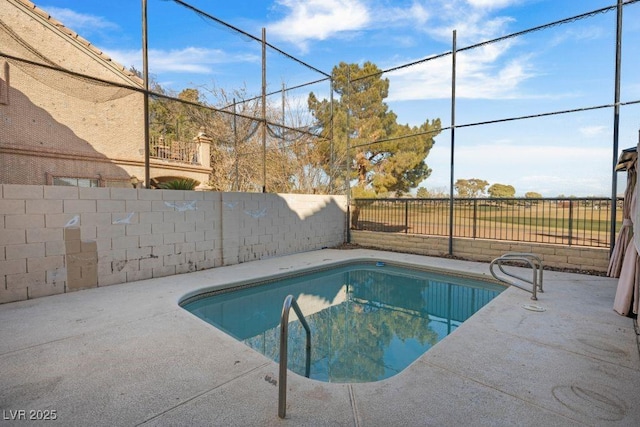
351,230 -> 610,272
0,185 -> 347,303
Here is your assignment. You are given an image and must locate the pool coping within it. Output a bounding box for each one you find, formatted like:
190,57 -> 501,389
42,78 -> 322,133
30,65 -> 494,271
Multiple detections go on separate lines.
1,249 -> 638,426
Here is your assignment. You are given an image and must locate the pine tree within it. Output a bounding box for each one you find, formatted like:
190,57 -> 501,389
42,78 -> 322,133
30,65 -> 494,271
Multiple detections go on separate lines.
308,61 -> 441,197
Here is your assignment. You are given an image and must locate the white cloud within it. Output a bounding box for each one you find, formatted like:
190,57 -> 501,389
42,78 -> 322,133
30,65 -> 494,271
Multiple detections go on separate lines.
379,0 -> 538,101
466,0 -> 520,10
457,48 -> 534,98
41,6 -> 118,33
430,15 -> 515,46
266,0 -> 521,63
579,125 -> 608,138
104,47 -> 259,74
380,2 -> 430,26
388,41 -> 535,101
422,0 -> 515,46
269,0 -> 370,52
550,26 -> 606,48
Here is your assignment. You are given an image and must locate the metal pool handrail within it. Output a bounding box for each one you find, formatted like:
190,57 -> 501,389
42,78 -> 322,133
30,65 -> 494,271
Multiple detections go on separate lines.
279,294 -> 311,419
490,253 -> 544,300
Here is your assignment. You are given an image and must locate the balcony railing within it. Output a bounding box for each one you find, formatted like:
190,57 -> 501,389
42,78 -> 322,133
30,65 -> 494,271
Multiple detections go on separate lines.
150,136 -> 200,165
352,197 -> 624,248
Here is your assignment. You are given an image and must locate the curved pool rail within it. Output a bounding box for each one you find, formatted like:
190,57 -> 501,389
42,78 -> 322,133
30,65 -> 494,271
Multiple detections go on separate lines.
279,294 -> 311,419
490,253 -> 544,300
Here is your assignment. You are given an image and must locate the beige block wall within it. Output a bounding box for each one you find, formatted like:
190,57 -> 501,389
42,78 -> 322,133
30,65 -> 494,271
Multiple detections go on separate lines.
0,185 -> 347,303
350,230 -> 610,273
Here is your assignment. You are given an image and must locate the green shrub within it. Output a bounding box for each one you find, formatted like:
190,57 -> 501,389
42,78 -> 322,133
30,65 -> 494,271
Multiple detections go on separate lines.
157,178 -> 198,190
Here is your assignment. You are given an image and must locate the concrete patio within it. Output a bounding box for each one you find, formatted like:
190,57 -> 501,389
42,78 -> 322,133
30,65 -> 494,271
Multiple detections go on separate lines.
1,249 -> 638,426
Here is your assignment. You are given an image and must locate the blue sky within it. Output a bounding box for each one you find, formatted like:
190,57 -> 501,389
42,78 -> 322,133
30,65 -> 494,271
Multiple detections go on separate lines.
36,0 -> 640,196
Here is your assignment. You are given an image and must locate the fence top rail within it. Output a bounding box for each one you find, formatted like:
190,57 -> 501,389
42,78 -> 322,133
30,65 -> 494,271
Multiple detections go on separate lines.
353,197 -> 622,202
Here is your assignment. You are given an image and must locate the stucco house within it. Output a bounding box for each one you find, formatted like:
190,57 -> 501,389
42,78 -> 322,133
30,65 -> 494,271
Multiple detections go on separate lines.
0,0 -> 212,189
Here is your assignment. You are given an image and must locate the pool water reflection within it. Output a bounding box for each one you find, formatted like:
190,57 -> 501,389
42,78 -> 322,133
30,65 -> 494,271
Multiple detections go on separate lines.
181,262 -> 504,383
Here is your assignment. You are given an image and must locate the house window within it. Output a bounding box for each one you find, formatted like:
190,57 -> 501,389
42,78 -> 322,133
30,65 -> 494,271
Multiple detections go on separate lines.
53,177 -> 100,187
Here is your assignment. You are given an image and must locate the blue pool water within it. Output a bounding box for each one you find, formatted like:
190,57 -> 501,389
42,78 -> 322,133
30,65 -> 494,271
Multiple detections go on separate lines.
181,262 -> 504,383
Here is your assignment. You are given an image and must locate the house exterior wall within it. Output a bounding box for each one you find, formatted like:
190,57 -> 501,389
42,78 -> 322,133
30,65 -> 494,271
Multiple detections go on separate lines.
350,230 -> 610,273
0,0 -> 212,187
0,185 -> 347,303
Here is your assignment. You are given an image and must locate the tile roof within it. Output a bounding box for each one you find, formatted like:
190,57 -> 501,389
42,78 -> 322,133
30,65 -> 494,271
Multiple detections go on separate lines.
13,0 -> 143,86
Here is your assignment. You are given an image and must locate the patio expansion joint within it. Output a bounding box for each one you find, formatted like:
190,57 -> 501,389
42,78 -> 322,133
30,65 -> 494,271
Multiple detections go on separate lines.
348,384 -> 361,427
135,361 -> 272,426
0,334 -> 79,358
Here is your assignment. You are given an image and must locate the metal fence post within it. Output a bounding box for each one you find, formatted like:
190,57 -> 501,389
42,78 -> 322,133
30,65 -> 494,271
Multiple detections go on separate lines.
568,199 -> 574,246
405,200 -> 409,234
473,199 -> 477,239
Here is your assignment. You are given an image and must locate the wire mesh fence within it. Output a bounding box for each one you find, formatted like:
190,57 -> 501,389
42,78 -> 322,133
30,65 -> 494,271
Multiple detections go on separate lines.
0,0 -> 639,201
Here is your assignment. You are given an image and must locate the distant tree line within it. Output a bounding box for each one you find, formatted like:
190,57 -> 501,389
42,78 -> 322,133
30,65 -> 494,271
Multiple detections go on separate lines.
415,178 -> 544,199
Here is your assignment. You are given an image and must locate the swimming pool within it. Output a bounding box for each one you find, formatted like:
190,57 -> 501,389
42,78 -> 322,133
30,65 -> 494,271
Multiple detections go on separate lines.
180,261 -> 504,383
